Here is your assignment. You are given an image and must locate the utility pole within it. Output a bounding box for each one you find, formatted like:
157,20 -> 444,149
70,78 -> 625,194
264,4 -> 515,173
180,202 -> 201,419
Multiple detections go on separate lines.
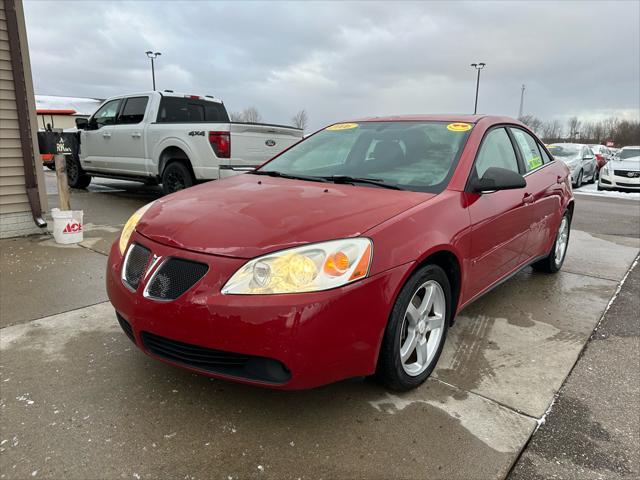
145,51 -> 161,90
518,84 -> 526,119
470,63 -> 486,114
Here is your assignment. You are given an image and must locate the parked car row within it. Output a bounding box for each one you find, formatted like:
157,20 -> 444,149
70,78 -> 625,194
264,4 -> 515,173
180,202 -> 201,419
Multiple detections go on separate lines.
598,146 -> 640,192
546,143 -> 639,191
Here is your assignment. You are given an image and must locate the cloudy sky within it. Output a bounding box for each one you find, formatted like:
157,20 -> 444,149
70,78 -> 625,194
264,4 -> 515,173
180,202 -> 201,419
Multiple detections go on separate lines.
24,0 -> 639,131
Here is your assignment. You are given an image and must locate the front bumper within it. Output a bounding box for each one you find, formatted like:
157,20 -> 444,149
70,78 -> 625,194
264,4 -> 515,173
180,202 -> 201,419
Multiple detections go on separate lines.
106,232 -> 412,389
598,171 -> 640,191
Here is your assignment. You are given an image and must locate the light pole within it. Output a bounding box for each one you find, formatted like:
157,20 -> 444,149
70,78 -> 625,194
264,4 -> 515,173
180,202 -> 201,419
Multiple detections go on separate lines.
470,62 -> 486,114
145,51 -> 161,90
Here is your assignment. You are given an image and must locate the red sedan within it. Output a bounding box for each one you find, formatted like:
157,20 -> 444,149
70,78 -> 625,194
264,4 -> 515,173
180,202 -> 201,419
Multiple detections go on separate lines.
107,115 -> 573,391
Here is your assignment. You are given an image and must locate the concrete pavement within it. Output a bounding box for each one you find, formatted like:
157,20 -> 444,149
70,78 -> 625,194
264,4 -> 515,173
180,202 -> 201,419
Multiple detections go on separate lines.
0,172 -> 638,479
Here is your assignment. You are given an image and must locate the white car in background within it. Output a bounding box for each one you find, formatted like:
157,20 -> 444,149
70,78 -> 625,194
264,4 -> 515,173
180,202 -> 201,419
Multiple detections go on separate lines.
598,146 -> 640,191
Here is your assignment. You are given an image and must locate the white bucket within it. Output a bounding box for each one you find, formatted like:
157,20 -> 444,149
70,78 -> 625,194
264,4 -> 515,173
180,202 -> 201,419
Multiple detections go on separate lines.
51,208 -> 84,244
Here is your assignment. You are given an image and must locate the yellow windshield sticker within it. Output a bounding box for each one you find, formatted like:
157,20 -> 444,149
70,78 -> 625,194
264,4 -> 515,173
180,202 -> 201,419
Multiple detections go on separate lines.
326,123 -> 359,131
528,156 -> 543,170
447,122 -> 473,132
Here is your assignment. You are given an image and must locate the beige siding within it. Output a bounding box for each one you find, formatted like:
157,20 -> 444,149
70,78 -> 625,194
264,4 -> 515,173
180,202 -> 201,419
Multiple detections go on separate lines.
0,0 -> 29,215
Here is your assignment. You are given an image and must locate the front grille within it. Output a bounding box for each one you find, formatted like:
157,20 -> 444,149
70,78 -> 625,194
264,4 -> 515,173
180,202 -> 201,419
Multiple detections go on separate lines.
614,170 -> 640,178
141,332 -> 291,384
123,244 -> 151,290
145,258 -> 208,300
116,312 -> 136,344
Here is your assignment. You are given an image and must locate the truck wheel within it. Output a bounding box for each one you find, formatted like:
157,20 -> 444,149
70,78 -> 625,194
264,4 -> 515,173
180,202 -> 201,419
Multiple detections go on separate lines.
162,162 -> 194,195
66,155 -> 92,189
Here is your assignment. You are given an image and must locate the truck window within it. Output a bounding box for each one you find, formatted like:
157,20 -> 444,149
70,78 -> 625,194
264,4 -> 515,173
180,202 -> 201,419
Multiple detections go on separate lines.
156,97 -> 230,123
93,99 -> 121,128
118,96 -> 149,124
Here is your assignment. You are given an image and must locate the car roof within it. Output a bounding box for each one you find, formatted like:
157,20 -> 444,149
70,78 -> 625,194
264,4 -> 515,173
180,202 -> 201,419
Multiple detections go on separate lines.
621,146 -> 640,149
339,114 -> 521,125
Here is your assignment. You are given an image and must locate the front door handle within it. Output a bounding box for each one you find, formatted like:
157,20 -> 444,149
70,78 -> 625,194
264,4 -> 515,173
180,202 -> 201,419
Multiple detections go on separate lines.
556,175 -> 563,184
131,132 -> 141,138
102,132 -> 111,138
523,193 -> 535,204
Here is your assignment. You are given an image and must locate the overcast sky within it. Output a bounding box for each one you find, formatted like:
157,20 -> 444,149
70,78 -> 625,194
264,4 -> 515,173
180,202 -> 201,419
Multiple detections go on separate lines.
24,0 -> 640,131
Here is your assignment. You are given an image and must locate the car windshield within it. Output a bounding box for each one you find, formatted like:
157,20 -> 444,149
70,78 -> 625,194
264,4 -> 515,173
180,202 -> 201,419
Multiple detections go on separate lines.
620,148 -> 640,159
548,144 -> 580,157
256,121 -> 472,193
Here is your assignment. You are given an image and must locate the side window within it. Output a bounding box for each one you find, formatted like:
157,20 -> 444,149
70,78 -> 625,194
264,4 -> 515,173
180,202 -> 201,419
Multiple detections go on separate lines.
584,147 -> 594,159
539,144 -> 553,164
474,128 -> 519,178
511,128 -> 543,172
118,97 -> 148,125
93,99 -> 121,128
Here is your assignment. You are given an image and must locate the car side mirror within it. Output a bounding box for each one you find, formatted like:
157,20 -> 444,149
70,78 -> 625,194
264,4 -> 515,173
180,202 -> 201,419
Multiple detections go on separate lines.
75,117 -> 88,130
472,167 -> 526,193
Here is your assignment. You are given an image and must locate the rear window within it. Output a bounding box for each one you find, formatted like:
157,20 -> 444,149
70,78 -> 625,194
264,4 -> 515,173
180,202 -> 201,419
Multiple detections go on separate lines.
156,97 -> 230,123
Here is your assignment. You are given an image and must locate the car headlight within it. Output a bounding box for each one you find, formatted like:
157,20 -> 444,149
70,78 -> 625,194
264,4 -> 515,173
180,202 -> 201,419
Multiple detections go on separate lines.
222,238 -> 373,294
601,164 -> 610,175
566,159 -> 579,168
119,201 -> 156,254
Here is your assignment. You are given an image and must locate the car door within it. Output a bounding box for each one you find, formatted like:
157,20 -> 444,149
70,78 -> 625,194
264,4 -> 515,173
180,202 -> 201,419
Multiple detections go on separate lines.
583,146 -> 597,179
466,127 -> 531,298
110,96 -> 150,175
80,98 -> 122,171
509,127 -> 560,261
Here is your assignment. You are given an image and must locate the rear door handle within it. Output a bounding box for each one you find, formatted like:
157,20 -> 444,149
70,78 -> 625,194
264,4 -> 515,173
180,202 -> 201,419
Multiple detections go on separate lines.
523,193 -> 535,204
131,132 -> 141,138
102,132 -> 111,138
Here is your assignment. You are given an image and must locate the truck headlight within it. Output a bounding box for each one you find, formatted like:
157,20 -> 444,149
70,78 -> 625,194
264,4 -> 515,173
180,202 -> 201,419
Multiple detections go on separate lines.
222,238 -> 373,294
119,201 -> 156,254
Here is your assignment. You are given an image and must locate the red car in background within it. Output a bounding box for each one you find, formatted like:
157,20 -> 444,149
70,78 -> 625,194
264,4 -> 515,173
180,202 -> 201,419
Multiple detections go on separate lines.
107,115 -> 573,391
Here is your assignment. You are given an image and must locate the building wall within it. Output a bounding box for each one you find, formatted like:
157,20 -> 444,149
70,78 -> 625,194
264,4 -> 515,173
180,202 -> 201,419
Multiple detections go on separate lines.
37,113 -> 78,130
0,0 -> 47,238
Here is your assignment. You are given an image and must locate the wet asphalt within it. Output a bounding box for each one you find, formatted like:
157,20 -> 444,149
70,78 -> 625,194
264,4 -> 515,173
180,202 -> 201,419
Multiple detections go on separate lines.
0,171 -> 638,479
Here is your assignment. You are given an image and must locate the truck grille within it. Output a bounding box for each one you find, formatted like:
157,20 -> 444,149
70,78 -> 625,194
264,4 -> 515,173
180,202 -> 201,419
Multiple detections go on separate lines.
123,244 -> 151,290
145,258 -> 208,301
141,332 -> 291,383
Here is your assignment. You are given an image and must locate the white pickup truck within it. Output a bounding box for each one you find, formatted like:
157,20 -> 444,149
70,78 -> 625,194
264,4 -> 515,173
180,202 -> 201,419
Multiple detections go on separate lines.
72,91 -> 303,194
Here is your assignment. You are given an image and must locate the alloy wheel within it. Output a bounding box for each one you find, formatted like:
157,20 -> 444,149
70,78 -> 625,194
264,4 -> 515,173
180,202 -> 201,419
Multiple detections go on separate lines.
399,280 -> 446,376
555,216 -> 569,267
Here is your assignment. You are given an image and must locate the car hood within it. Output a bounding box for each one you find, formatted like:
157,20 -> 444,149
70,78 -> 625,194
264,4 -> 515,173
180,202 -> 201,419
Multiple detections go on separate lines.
137,174 -> 434,258
611,157 -> 640,171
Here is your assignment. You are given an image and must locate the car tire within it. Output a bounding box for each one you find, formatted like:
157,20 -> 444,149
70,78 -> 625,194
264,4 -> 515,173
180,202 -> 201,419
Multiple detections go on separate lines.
162,162 -> 194,195
532,210 -> 571,274
66,155 -> 92,189
574,170 -> 583,188
376,264 -> 451,391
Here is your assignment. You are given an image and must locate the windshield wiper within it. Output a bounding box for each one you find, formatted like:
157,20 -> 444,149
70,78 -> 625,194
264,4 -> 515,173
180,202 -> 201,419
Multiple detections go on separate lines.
323,175 -> 404,190
250,170 -> 324,182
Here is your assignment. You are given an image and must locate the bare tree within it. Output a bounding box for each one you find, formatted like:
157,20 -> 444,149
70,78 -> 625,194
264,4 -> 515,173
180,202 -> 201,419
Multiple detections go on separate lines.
541,119 -> 562,142
291,109 -> 309,131
519,115 -> 543,135
228,111 -> 243,122
242,107 -> 262,123
567,117 -> 581,140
